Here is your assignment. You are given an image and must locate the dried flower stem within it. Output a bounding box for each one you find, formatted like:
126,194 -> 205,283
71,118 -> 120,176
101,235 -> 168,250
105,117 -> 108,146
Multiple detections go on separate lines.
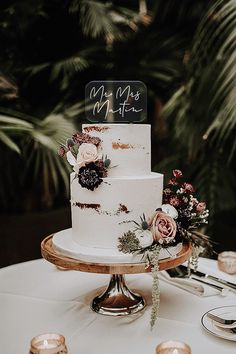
149,246 -> 161,329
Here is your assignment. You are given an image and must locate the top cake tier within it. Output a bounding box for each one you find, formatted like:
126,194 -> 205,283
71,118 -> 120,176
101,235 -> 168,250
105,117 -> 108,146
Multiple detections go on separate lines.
82,123 -> 151,177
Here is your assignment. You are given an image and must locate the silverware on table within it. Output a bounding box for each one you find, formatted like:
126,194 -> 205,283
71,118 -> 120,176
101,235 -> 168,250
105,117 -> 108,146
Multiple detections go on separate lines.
165,267 -> 228,295
207,312 -> 236,326
179,265 -> 236,291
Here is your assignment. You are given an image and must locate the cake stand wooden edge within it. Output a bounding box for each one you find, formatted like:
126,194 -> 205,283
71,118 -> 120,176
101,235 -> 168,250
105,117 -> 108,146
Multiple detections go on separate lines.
41,235 -> 192,274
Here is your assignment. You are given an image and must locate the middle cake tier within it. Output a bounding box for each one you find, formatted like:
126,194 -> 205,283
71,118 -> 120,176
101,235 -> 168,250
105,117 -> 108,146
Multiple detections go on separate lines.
71,172 -> 163,250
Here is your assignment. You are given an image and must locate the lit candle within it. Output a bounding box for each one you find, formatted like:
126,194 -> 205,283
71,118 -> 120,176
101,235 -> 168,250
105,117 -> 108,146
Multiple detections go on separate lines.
29,333 -> 67,354
156,340 -> 191,354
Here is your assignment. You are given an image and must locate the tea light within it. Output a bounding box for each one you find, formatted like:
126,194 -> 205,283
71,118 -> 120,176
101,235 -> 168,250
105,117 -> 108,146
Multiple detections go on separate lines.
29,333 -> 67,354
218,251 -> 236,274
156,340 -> 191,354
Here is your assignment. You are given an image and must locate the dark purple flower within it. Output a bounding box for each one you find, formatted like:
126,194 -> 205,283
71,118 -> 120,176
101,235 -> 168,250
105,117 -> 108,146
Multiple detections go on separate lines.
78,162 -> 103,191
177,208 -> 192,229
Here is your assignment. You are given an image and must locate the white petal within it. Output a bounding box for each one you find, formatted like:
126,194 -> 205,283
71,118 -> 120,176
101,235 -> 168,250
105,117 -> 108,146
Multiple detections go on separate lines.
66,151 -> 76,166
161,204 -> 178,219
73,164 -> 81,174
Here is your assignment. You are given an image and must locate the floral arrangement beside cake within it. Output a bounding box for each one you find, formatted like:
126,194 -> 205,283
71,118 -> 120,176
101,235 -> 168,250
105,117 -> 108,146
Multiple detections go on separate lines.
117,169 -> 211,327
56,123 -> 212,327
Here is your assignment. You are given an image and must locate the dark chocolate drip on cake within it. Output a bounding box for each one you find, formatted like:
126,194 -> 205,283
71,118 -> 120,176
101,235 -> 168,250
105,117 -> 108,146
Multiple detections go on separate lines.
73,202 -> 101,212
83,125 -> 109,133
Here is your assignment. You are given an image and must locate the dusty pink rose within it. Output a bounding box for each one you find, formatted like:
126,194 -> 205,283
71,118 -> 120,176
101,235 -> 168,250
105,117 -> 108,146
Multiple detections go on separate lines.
196,202 -> 206,213
150,211 -> 177,244
173,169 -> 183,178
66,143 -> 102,173
182,182 -> 195,193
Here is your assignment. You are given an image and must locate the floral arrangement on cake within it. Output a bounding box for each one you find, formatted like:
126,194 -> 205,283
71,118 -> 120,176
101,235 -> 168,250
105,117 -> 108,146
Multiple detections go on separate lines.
118,169 -> 212,328
58,132 -> 111,191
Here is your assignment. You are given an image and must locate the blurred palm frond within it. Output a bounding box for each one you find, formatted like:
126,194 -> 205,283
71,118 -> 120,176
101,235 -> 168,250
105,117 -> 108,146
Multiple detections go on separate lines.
0,110 -> 75,211
162,0 -> 236,218
164,0 -> 236,162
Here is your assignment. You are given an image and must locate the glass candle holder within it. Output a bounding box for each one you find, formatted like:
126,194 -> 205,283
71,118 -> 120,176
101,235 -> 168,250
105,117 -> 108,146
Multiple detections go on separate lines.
29,333 -> 67,354
218,251 -> 236,274
156,340 -> 191,354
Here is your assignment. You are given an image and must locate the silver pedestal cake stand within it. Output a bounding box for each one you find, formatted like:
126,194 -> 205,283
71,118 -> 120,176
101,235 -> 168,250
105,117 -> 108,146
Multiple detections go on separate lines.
41,235 -> 191,316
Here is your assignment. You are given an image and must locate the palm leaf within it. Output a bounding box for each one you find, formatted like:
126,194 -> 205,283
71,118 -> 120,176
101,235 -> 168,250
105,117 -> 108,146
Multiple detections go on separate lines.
70,0 -> 119,39
164,0 -> 236,162
0,131 -> 21,154
161,0 -> 236,223
22,113 -> 75,205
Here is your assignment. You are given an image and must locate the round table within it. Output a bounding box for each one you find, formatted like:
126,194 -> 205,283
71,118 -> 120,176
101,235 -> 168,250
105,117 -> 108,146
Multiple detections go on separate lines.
0,257 -> 235,354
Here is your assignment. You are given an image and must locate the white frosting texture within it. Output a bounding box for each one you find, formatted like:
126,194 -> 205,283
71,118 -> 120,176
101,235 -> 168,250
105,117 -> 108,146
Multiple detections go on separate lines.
52,228 -> 183,263
71,172 -> 163,249
82,124 -> 151,177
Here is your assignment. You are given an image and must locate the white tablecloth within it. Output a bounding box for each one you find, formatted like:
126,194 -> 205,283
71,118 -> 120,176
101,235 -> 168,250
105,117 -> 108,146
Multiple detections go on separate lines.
0,257 -> 236,354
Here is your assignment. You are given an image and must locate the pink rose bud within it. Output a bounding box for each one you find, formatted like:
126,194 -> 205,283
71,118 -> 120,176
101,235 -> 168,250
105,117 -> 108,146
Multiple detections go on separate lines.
183,182 -> 195,193
58,146 -> 66,157
150,211 -> 177,244
173,169 -> 183,178
196,202 -> 206,212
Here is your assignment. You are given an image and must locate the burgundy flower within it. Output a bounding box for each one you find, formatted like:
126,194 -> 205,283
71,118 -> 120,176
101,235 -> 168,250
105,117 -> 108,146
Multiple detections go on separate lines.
72,132 -> 101,146
58,146 -> 67,157
168,178 -> 179,186
196,202 -> 206,213
169,196 -> 180,207
94,159 -> 108,178
173,169 -> 183,178
182,182 -> 195,193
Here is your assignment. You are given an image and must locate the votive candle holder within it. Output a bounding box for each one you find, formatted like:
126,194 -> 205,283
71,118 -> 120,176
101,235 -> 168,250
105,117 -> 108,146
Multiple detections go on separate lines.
29,333 -> 67,354
156,340 -> 191,354
218,251 -> 236,274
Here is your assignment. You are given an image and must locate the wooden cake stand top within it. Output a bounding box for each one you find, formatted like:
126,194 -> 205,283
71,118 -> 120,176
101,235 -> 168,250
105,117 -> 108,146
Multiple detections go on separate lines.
41,235 -> 192,275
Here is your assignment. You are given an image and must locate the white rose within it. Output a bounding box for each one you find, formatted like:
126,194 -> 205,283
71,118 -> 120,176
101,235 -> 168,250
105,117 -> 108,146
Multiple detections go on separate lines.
77,143 -> 101,167
66,143 -> 102,173
135,229 -> 153,248
161,204 -> 178,219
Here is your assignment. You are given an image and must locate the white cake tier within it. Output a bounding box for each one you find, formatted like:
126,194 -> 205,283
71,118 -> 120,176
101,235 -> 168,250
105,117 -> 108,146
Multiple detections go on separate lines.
82,123 -> 151,177
71,172 -> 163,250
52,228 -> 183,263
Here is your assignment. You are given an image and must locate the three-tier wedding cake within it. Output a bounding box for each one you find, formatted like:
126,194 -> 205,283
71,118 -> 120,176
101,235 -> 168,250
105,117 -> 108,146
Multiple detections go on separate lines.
52,123 -> 182,262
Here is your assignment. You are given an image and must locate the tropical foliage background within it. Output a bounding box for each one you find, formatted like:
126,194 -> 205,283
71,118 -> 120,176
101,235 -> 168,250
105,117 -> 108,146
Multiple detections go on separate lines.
0,0 -> 235,257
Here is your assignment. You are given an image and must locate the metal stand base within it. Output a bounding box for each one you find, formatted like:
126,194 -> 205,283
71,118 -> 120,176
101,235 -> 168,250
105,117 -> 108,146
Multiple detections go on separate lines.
91,274 -> 146,316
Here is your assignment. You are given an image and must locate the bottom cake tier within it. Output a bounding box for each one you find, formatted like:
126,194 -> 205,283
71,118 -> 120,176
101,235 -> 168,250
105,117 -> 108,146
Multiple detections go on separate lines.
52,228 -> 183,263
71,172 -> 163,250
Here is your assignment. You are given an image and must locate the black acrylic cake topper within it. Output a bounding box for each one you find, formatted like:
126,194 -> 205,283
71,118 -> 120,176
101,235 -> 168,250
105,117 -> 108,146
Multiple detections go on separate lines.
85,81 -> 147,123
